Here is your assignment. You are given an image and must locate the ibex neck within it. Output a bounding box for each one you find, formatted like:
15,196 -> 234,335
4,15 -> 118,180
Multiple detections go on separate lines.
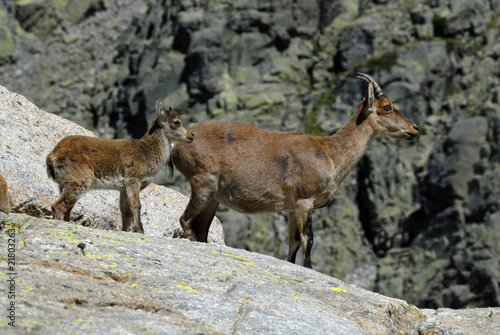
328,109 -> 375,184
140,126 -> 170,164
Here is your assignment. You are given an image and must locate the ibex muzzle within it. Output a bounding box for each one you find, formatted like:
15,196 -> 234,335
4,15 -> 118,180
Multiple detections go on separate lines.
47,99 -> 193,233
172,74 -> 418,268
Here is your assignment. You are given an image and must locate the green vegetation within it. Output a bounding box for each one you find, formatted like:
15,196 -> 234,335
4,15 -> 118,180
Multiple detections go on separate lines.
440,34 -> 485,56
432,15 -> 446,34
354,0 -> 370,20
365,51 -> 399,73
304,83 -> 338,136
445,87 -> 461,95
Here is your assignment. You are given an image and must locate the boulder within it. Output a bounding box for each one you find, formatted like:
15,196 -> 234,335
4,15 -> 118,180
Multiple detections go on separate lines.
1,213 -> 499,334
433,0 -> 490,36
0,84 -> 224,244
420,308 -> 500,334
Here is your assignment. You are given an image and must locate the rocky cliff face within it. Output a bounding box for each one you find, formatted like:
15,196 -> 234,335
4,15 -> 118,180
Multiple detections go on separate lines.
0,0 -> 499,309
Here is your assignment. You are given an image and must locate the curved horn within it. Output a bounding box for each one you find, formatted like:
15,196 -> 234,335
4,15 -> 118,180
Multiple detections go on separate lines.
357,72 -> 384,96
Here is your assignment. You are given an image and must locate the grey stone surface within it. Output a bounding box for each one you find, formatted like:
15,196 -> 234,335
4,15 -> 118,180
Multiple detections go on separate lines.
0,85 -> 224,244
3,213 -> 499,335
420,308 -> 500,334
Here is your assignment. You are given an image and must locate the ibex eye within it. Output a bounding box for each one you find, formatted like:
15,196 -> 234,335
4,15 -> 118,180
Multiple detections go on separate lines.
173,121 -> 181,126
383,105 -> 392,112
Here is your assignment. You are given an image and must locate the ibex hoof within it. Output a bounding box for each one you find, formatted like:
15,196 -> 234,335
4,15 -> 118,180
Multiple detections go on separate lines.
131,227 -> 144,234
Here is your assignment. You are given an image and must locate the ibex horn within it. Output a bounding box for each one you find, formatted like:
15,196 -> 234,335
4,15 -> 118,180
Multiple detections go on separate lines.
357,72 -> 384,96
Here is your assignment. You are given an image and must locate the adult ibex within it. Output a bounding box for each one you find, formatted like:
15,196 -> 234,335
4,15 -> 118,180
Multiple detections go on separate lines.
172,73 -> 419,268
47,99 -> 194,233
0,173 -> 9,214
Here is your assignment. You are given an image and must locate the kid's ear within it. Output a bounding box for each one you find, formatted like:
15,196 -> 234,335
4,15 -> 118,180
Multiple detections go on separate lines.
155,99 -> 167,127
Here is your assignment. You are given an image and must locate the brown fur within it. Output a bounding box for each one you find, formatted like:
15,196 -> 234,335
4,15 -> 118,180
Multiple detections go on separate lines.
172,75 -> 419,268
46,99 -> 194,233
0,173 -> 9,214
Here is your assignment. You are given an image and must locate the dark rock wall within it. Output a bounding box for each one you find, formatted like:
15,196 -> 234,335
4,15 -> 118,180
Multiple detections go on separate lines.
0,0 -> 499,308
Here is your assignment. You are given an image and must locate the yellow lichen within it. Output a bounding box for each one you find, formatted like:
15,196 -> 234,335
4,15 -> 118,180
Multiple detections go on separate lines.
176,283 -> 197,292
239,293 -> 250,304
330,287 -> 348,293
222,252 -> 246,259
20,319 -> 45,328
262,273 -> 280,280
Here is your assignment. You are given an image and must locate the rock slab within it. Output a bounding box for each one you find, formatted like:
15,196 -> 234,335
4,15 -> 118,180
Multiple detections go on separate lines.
1,213 -> 499,334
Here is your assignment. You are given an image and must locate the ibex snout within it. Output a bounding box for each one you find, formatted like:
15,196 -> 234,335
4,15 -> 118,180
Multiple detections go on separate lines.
181,129 -> 194,143
406,124 -> 419,140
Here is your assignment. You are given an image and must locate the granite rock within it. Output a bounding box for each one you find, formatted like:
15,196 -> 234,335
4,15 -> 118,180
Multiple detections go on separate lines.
1,213 -> 498,334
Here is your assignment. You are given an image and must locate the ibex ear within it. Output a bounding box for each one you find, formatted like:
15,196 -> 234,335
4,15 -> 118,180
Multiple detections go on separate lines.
357,72 -> 383,113
366,83 -> 375,112
360,83 -> 374,114
155,99 -> 167,127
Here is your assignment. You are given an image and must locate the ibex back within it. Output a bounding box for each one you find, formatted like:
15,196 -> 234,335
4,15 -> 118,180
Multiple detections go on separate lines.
172,74 -> 418,268
47,99 -> 194,233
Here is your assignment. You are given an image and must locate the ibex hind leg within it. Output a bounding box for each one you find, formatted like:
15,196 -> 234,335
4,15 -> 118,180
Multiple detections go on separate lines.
52,180 -> 91,222
180,183 -> 217,242
191,198 -> 219,242
122,184 -> 143,234
295,200 -> 314,269
287,211 -> 301,264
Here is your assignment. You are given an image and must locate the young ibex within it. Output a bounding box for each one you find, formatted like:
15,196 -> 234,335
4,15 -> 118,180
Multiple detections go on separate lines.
172,73 -> 419,268
0,173 -> 9,214
47,99 -> 194,233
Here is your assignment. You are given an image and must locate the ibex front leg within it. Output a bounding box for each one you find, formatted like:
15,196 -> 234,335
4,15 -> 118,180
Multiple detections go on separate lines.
120,183 -> 143,233
295,199 -> 314,268
120,190 -> 132,232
